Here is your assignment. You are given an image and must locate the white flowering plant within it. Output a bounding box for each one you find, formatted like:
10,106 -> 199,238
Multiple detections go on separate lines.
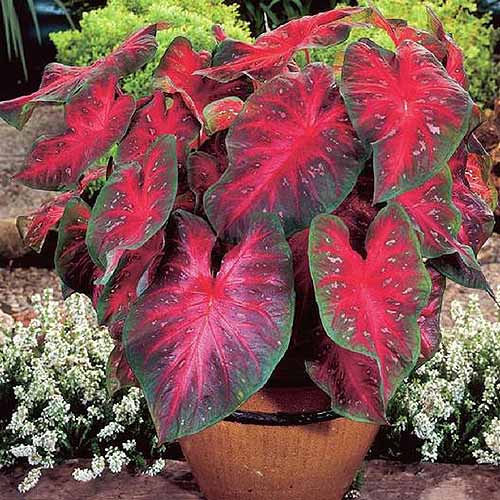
378,294 -> 500,465
1,289 -> 499,493
0,290 -> 166,493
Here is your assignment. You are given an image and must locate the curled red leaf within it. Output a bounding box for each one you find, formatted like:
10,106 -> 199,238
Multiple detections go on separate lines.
426,8 -> 468,89
369,6 -> 447,60
55,198 -> 102,299
203,96 -> 244,135
197,7 -> 368,83
106,343 -> 138,396
0,24 -> 160,129
418,266 -> 446,364
87,135 -> 178,282
117,90 -> 199,187
306,327 -> 386,423
154,37 -> 250,125
96,230 -> 165,328
187,151 -> 225,211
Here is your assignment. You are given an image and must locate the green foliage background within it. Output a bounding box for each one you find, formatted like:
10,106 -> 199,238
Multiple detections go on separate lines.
50,0 -> 251,97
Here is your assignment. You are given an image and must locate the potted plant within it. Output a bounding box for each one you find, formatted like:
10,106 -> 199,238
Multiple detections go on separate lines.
0,5 -> 495,499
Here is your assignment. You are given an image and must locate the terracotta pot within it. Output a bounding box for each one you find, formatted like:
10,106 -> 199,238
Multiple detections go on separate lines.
180,386 -> 379,500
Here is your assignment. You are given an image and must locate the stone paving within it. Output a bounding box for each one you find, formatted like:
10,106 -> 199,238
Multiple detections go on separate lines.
0,459 -> 499,500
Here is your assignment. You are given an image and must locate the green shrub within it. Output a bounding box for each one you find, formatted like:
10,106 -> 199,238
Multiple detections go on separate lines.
50,0 -> 251,97
313,0 -> 498,106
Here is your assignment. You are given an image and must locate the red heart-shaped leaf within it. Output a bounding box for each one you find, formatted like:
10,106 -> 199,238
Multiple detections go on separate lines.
104,23 -> 162,76
395,166 -> 462,259
453,181 -> 495,254
173,191 -> 196,212
332,169 -> 378,256
426,8 -> 468,89
205,63 -> 367,239
369,6 -> 447,61
87,135 -> 178,282
19,192 -> 74,252
16,76 -> 135,191
212,24 -> 228,43
449,141 -> 468,181
465,141 -> 497,210
154,37 -> 250,125
309,204 -> 431,420
431,252 -> 492,296
290,171 -> 378,337
106,343 -> 138,396
117,90 -> 200,184
187,151 -> 225,212
123,211 -> 294,443
199,131 -> 229,172
341,39 -> 472,202
18,167 -> 107,252
197,7 -> 368,83
289,228 -> 315,338
96,230 -> 165,327
79,166 -> 107,190
0,24 -> 160,129
0,64 -> 85,130
430,167 -> 494,296
395,165 -> 488,294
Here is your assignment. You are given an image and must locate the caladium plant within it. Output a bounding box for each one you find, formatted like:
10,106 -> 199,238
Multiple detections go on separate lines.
2,5 -> 496,442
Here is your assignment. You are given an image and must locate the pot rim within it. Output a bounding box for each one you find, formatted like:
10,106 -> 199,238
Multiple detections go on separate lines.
224,409 -> 340,426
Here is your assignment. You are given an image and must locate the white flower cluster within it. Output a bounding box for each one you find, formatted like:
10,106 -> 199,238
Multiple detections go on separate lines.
0,290 -> 165,492
1,288 -> 499,493
474,417 -> 500,465
389,293 -> 500,464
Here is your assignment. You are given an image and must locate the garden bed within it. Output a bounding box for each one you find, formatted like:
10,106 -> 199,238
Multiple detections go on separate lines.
0,459 -> 498,500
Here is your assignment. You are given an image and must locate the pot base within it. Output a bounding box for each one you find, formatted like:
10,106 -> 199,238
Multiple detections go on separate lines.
180,387 -> 379,500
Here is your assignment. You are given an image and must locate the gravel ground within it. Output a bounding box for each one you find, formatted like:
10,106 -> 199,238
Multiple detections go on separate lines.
0,267 -> 62,319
